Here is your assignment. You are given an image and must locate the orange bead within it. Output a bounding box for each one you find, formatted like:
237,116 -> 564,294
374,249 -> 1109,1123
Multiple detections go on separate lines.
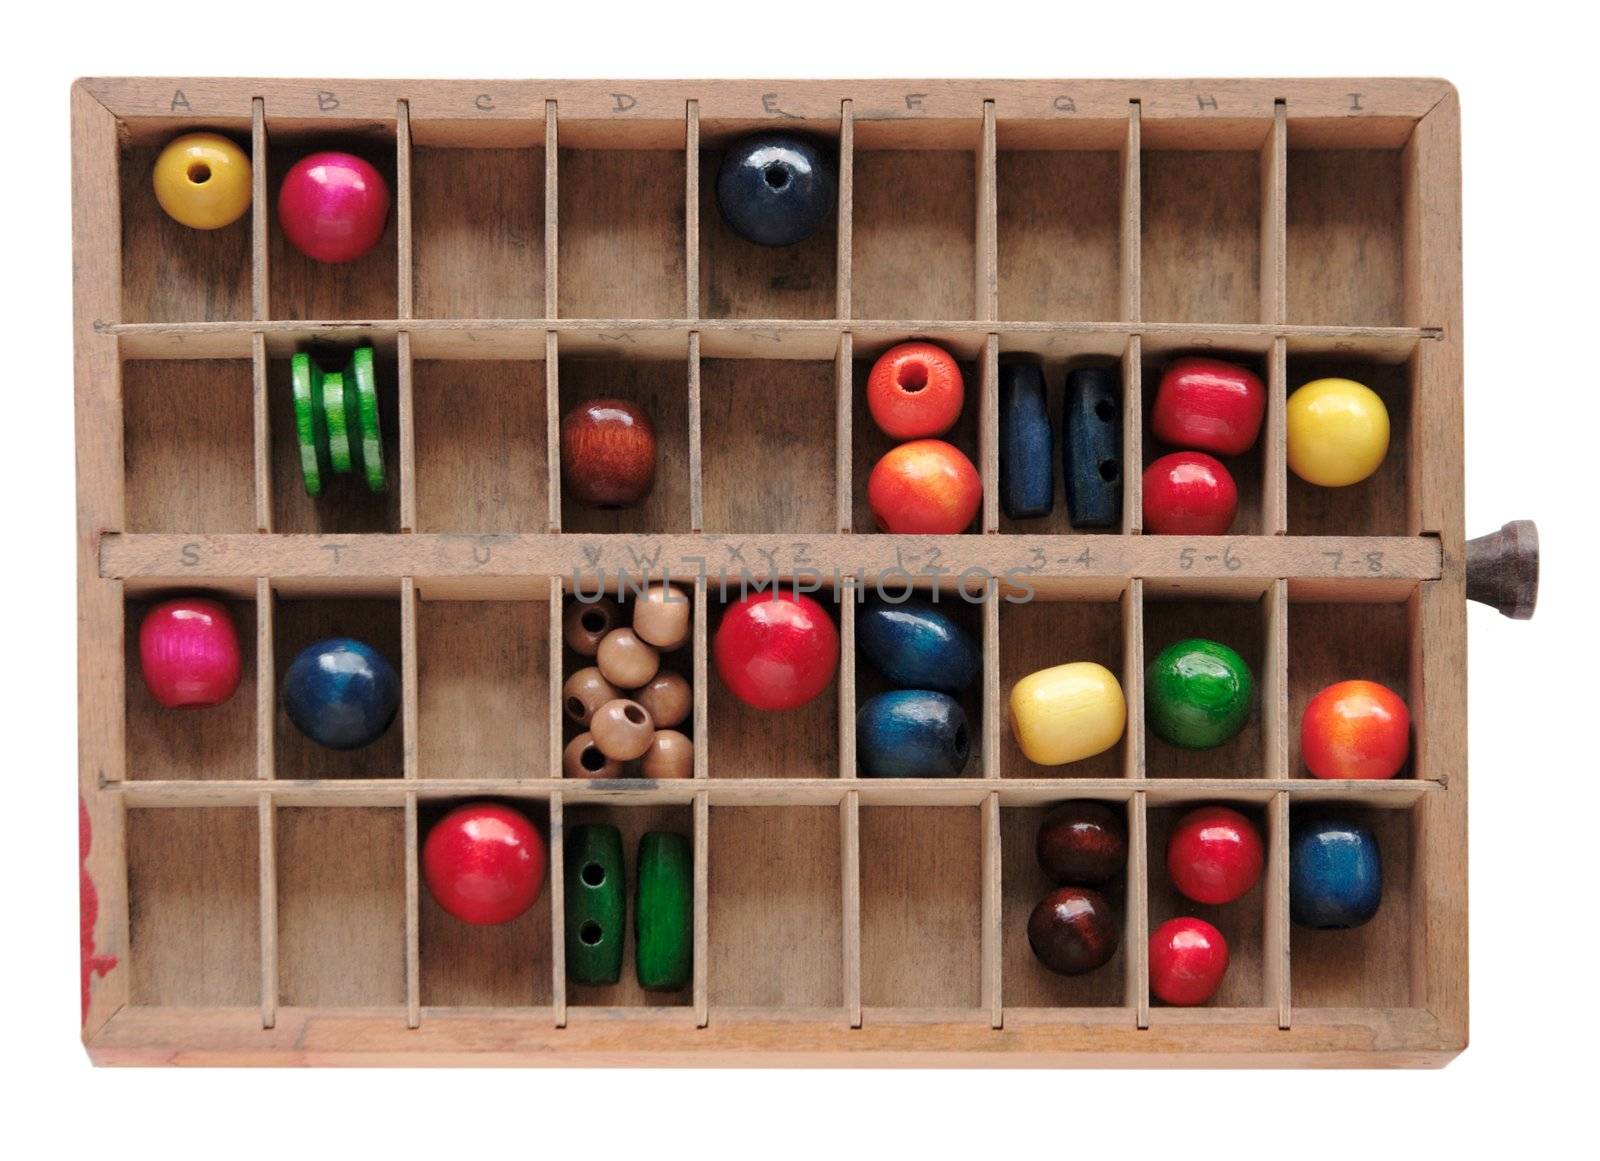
866,342 -> 965,439
867,439 -> 981,534
1301,679 -> 1410,780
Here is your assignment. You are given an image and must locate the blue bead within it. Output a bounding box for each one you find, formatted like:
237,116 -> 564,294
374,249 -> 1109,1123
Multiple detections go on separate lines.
1290,819 -> 1383,930
857,691 -> 971,778
857,596 -> 980,694
282,637 -> 400,751
715,133 -> 836,247
999,362 -> 1053,519
1064,366 -> 1122,529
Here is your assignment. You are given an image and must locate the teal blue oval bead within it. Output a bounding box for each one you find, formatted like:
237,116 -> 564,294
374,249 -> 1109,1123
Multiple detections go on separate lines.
999,361 -> 1053,519
857,690 -> 971,778
1065,366 -> 1121,529
856,596 -> 980,694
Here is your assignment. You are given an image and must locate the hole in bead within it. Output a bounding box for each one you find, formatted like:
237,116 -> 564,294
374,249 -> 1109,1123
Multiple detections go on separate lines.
1094,399 -> 1116,423
187,162 -> 212,184
581,862 -> 606,888
581,610 -> 607,632
579,919 -> 604,945
624,703 -> 646,725
896,361 -> 929,393
566,696 -> 588,720
953,723 -> 970,761
1098,459 -> 1119,483
580,745 -> 607,772
763,162 -> 791,190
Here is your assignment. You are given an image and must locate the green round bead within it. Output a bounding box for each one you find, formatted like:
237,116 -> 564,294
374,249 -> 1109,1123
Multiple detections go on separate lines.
1145,638 -> 1253,749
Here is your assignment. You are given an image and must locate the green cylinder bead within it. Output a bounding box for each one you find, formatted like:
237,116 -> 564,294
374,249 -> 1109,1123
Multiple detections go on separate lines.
1145,638 -> 1253,749
565,824 -> 625,985
635,832 -> 693,992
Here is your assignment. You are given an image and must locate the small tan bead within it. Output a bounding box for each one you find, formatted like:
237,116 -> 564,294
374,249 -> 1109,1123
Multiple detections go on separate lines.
633,583 -> 691,650
635,670 -> 691,729
641,729 -> 694,779
563,732 -> 622,778
589,699 -> 656,761
564,597 -> 622,656
596,627 -> 660,689
562,667 -> 621,727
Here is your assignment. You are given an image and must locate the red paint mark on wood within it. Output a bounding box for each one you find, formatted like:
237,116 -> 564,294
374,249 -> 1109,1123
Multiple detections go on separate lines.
80,796 -> 117,1025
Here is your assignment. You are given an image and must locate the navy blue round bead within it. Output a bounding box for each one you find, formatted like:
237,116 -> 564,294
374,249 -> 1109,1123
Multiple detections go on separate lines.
715,133 -> 836,247
856,690 -> 970,778
856,596 -> 980,694
282,636 -> 400,751
1289,818 -> 1382,930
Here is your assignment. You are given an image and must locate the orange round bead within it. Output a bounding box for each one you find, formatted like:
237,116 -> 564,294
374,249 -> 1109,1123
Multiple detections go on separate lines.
866,439 -> 981,534
866,342 -> 965,439
1301,679 -> 1410,780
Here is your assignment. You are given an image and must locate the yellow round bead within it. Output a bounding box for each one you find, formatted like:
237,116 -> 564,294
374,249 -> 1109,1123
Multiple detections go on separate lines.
152,132 -> 252,230
1286,377 -> 1390,487
1008,662 -> 1126,767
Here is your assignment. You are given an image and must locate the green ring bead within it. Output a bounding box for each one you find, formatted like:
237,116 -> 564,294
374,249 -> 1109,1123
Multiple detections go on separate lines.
322,366 -> 352,473
291,352 -> 329,497
1145,638 -> 1253,749
349,345 -> 386,493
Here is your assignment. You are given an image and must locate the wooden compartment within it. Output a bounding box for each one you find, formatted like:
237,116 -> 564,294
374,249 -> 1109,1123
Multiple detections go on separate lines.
123,360 -> 256,534
1286,140 -> 1405,327
1287,598 -> 1415,780
413,359 -> 548,533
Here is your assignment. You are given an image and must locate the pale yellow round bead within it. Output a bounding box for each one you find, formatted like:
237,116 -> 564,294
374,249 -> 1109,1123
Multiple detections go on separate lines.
1008,662 -> 1127,766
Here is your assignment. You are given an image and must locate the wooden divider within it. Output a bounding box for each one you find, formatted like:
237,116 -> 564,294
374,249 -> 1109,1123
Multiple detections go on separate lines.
396,100 -> 414,320
1120,102 -> 1141,323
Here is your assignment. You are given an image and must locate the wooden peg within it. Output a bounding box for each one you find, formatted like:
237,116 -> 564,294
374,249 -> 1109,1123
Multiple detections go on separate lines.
1466,519 -> 1539,620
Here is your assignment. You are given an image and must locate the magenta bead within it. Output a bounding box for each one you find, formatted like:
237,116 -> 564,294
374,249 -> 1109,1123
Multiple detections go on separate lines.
277,151 -> 390,263
139,598 -> 242,709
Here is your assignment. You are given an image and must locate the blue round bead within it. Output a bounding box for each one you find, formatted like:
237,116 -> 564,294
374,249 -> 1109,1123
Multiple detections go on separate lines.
856,690 -> 970,778
715,133 -> 836,247
856,596 -> 981,694
1290,818 -> 1382,930
282,636 -> 400,751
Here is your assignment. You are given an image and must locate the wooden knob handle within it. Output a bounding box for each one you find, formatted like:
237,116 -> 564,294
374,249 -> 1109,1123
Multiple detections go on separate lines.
1466,520 -> 1539,620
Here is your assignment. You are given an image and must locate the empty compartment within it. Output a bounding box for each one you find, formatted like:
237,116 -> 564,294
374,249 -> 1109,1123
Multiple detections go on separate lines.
414,359 -> 547,532
267,125 -> 399,321
1142,349 -> 1267,536
700,357 -> 837,533
269,344 -> 402,534
276,807 -> 406,1007
127,807 -> 260,1006
1001,801 -> 1132,1009
1286,147 -> 1404,327
558,353 -> 691,534
558,122 -> 687,319
125,594 -> 257,781
120,134 -> 253,324
860,806 -> 983,1011
1141,145 -> 1263,324
273,595 -> 403,779
419,597 -> 549,780
1285,350 -> 1413,536
411,125 -> 546,319
563,803 -> 694,1007
419,797 -> 552,1008
1147,801 -> 1268,1011
1142,591 -> 1267,779
124,359 -> 255,533
999,586 -> 1130,779
1288,600 -> 1415,780
698,120 -> 839,319
851,122 -> 979,320
1289,802 -> 1415,1009
707,582 -> 839,779
708,806 -> 842,1011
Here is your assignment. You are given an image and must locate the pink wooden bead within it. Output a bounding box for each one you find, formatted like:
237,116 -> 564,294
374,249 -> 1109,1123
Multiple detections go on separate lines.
138,598 -> 242,709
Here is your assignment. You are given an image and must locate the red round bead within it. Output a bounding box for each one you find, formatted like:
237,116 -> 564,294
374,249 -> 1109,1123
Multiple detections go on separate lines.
867,439 -> 981,534
138,598 -> 242,709
1301,679 -> 1411,780
713,591 -> 839,711
423,803 -> 547,926
1149,917 -> 1229,1006
277,151 -> 391,264
1151,357 -> 1265,456
1142,451 -> 1238,535
866,342 -> 965,439
1166,806 -> 1263,905
561,399 -> 657,508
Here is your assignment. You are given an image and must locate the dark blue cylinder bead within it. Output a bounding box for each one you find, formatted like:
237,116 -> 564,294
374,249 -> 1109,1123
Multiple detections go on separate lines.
856,596 -> 981,695
999,361 -> 1054,519
715,133 -> 836,247
1290,818 -> 1383,930
856,691 -> 971,778
1064,366 -> 1122,530
282,636 -> 400,751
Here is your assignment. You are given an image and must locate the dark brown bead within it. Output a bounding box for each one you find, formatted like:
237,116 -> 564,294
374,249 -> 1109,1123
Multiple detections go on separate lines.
1036,800 -> 1128,886
561,398 -> 656,508
565,597 -> 622,656
1027,886 -> 1119,976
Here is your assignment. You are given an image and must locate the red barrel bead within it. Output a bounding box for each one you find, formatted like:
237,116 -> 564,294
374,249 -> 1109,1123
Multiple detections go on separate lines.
1149,916 -> 1229,1006
1166,805 -> 1263,905
138,598 -> 242,709
1151,357 -> 1265,456
423,802 -> 547,926
1142,451 -> 1238,535
713,591 -> 839,711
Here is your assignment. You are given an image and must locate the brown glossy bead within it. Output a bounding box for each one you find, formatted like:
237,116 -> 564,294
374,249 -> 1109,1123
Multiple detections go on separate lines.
1037,801 -> 1128,887
564,597 -> 622,656
563,732 -> 622,779
561,398 -> 657,508
633,583 -> 691,650
641,729 -> 694,779
635,671 -> 691,729
1027,886 -> 1120,976
596,627 -> 660,689
562,666 -> 621,727
590,699 -> 656,761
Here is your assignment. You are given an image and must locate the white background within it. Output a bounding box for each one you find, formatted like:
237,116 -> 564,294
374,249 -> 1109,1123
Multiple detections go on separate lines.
3,2 -> 1595,1154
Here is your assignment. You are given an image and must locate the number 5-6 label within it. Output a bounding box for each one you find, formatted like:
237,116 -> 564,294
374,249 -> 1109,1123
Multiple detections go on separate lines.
1177,544 -> 1243,572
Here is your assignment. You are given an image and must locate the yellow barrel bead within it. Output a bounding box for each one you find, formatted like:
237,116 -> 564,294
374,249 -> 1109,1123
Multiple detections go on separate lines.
1286,377 -> 1390,487
1008,662 -> 1127,766
152,132 -> 252,230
